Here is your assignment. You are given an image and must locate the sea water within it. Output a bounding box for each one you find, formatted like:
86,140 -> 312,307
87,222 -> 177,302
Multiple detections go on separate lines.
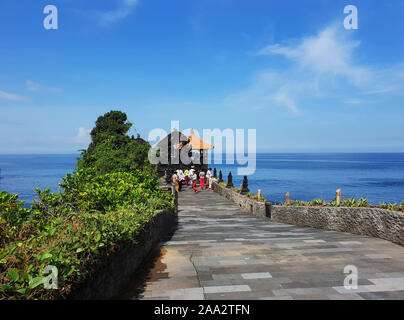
0,153 -> 404,205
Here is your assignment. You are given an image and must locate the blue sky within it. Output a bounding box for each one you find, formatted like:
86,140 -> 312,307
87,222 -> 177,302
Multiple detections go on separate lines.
0,0 -> 403,153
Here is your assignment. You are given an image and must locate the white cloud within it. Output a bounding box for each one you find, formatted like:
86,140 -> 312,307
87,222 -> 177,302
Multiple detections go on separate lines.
26,80 -> 61,93
98,0 -> 139,25
223,23 -> 404,115
274,92 -> 300,115
52,128 -> 91,145
72,128 -> 91,144
258,25 -> 372,86
0,90 -> 28,102
343,98 -> 371,105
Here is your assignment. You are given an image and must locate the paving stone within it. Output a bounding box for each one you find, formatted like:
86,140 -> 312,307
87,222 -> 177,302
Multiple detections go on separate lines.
327,293 -> 365,300
170,293 -> 205,300
259,296 -> 294,300
304,240 -> 326,243
212,274 -> 242,280
358,291 -> 404,300
241,272 -> 272,279
200,280 -> 233,287
115,188 -> 404,301
273,287 -> 338,296
203,285 -> 251,294
365,254 -> 393,259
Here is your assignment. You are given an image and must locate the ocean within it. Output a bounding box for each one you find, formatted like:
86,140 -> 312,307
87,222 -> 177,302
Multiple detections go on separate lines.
0,153 -> 404,205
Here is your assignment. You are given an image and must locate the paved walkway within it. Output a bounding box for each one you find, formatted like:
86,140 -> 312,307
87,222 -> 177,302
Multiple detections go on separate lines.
120,187 -> 404,300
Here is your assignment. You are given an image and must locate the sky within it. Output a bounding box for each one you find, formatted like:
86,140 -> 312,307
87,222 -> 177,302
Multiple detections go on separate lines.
0,0 -> 403,154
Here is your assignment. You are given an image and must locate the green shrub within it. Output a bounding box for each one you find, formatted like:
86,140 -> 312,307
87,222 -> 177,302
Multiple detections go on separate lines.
0,192 -> 32,247
33,169 -> 174,215
281,197 -> 403,211
0,205 -> 158,300
0,169 -> 174,300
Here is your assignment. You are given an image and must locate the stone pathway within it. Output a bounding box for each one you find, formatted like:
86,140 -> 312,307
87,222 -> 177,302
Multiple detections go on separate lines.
120,187 -> 404,300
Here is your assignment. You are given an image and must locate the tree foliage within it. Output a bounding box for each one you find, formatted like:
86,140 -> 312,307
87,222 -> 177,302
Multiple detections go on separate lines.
76,110 -> 153,174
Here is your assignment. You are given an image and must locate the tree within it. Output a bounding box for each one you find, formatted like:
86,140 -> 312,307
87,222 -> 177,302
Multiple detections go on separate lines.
76,110 -> 154,174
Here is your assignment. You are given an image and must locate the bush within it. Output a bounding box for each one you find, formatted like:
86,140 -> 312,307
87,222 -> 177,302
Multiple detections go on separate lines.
0,205 -> 158,300
281,197 -> 403,211
0,170 -> 174,300
0,192 -> 32,247
33,169 -> 174,215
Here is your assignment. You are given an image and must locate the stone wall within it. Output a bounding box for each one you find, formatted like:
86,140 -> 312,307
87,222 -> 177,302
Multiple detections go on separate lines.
212,180 -> 404,247
69,209 -> 177,300
212,181 -> 271,218
271,205 -> 404,247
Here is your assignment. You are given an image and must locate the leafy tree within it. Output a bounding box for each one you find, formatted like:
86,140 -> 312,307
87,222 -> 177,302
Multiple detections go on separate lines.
76,110 -> 154,174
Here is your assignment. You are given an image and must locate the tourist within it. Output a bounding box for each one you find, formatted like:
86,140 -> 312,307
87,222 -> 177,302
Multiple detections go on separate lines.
188,168 -> 195,187
206,168 -> 212,190
172,171 -> 179,192
177,170 -> 185,192
184,169 -> 189,187
191,170 -> 198,193
199,171 -> 205,189
180,170 -> 186,190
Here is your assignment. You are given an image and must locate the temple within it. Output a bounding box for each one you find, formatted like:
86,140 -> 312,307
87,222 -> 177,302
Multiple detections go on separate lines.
156,129 -> 214,177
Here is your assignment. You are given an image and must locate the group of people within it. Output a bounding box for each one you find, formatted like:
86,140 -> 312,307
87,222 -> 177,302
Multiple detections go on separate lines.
172,168 -> 213,193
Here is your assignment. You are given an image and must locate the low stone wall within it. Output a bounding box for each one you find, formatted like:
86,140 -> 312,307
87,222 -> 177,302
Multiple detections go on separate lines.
212,181 -> 271,218
69,209 -> 177,300
271,205 -> 404,247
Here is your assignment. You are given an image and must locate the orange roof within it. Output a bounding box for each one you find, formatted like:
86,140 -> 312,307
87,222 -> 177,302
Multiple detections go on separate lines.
178,129 -> 214,150
188,133 -> 214,150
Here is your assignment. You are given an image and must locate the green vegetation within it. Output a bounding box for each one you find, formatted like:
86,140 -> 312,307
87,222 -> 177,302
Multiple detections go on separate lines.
76,110 -> 153,175
226,186 -> 268,202
0,111 -> 174,300
246,192 -> 268,202
282,198 -> 404,212
34,169 -> 173,215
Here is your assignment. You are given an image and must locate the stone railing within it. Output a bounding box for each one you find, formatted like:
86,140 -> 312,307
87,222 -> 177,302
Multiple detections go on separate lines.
270,205 -> 404,247
212,181 -> 271,218
212,176 -> 404,247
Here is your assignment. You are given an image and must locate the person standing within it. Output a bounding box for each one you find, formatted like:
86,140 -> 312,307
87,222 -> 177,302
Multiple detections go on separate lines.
206,168 -> 212,190
172,172 -> 179,192
192,170 -> 198,193
184,169 -> 189,187
178,170 -> 185,192
188,169 -> 195,187
199,171 -> 205,189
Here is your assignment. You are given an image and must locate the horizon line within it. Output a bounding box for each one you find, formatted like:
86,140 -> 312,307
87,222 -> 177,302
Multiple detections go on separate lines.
1,151 -> 404,156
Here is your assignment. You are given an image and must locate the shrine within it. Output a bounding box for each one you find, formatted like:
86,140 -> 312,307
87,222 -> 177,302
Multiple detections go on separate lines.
156,129 -> 214,177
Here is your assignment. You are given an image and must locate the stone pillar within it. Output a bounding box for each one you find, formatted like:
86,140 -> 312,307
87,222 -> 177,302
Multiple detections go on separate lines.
241,176 -> 249,194
219,170 -> 223,183
226,172 -> 234,188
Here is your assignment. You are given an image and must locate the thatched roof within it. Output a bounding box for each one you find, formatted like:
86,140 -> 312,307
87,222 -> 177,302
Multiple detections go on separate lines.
156,129 -> 189,150
187,130 -> 214,150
